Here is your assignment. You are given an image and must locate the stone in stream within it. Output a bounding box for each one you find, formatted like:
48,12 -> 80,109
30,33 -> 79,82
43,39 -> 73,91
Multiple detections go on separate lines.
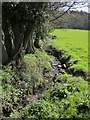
63,64 -> 67,68
52,60 -> 61,66
58,65 -> 62,68
59,69 -> 66,74
52,67 -> 59,75
62,64 -> 67,69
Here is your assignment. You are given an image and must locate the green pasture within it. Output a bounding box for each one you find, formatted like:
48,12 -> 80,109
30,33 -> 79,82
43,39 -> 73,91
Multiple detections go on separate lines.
50,29 -> 88,73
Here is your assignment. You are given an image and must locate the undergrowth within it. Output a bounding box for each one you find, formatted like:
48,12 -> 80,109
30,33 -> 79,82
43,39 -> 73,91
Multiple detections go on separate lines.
1,50 -> 52,118
10,74 -> 90,119
1,29 -> 90,119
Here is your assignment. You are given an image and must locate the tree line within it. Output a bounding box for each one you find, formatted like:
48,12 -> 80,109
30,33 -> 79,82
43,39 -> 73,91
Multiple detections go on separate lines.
52,10 -> 90,30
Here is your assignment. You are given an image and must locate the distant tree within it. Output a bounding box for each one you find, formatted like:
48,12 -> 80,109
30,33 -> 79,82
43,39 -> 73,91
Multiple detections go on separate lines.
49,0 -> 89,29
51,10 -> 89,30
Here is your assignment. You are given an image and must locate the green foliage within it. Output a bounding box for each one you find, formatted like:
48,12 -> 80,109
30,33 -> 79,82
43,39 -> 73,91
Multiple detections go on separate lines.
24,54 -> 42,92
43,74 -> 89,102
20,74 -> 90,119
10,110 -> 21,118
0,66 -> 23,117
1,50 -> 52,117
35,50 -> 52,71
21,100 -> 60,119
1,49 -> 53,117
24,50 -> 52,88
0,69 -> 3,95
1,66 -> 19,101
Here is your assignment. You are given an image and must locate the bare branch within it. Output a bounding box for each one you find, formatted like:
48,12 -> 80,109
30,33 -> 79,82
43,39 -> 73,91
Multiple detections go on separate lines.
50,1 -> 75,22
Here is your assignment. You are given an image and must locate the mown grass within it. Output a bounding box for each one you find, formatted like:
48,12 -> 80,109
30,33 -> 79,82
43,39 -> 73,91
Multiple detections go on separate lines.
50,29 -> 88,73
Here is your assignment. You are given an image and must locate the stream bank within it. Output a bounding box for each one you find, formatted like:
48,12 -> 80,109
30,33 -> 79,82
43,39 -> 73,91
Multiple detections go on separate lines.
2,44 -> 88,118
45,45 -> 87,79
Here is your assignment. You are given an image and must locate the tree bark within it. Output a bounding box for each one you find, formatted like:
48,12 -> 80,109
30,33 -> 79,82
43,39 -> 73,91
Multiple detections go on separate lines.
34,32 -> 40,48
2,19 -> 13,61
2,42 -> 9,65
23,26 -> 33,50
10,21 -> 23,59
26,32 -> 35,54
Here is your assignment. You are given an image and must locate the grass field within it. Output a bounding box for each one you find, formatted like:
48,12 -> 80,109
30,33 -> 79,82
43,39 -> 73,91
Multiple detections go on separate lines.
50,29 -> 88,73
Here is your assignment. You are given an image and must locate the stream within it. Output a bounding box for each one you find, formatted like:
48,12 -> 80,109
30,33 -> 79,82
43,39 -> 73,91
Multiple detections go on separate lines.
22,54 -> 66,107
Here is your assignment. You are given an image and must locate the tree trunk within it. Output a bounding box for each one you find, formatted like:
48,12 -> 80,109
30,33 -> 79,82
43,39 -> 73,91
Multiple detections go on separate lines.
26,33 -> 35,54
34,32 -> 40,48
2,19 -> 13,61
15,48 -> 24,69
11,21 -> 23,60
2,42 -> 9,65
23,25 -> 33,50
